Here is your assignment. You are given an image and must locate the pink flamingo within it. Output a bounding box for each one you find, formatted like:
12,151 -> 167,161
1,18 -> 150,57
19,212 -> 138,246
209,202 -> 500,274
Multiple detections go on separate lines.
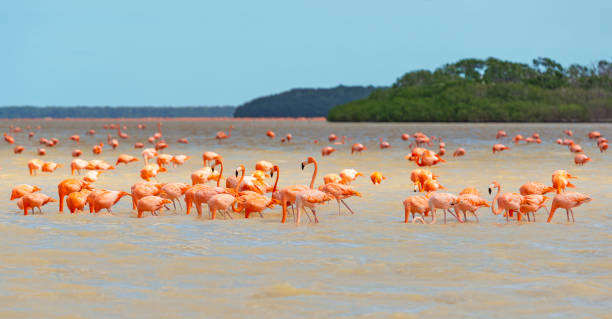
547,192 -> 591,223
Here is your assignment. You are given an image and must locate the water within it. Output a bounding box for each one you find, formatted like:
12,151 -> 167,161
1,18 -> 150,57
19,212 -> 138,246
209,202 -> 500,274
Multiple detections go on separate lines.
0,120 -> 610,318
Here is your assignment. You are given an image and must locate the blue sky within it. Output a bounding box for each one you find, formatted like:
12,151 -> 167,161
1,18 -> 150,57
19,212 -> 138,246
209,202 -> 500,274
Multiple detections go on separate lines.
2,0 -> 611,106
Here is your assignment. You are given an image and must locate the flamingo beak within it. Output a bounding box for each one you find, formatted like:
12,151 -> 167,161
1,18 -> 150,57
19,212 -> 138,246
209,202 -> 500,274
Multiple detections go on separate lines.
301,163 -> 305,170
211,166 -> 215,172
270,171 -> 274,178
235,170 -> 239,177
488,187 -> 492,195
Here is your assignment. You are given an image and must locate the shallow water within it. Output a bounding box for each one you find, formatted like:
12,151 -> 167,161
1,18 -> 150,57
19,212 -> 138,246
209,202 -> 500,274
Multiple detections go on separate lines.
0,120 -> 610,318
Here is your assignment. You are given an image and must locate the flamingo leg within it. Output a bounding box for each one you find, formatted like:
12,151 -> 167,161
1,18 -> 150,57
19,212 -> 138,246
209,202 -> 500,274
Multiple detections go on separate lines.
566,209 -> 570,222
341,200 -> 356,215
308,208 -> 319,223
526,212 -> 530,222
337,199 -> 342,215
412,216 -> 425,224
473,212 -> 479,223
463,211 -> 467,222
570,209 -> 575,223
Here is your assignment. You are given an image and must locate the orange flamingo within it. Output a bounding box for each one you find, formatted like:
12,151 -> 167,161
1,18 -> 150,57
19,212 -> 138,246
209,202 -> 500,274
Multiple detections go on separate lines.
489,181 -> 523,222
492,144 -> 509,153
10,184 -> 41,200
14,145 -> 24,154
266,130 -> 275,139
72,149 -> 82,157
351,143 -> 366,154
574,153 -> 591,165
451,194 -> 490,222
519,182 -> 554,195
27,159 -> 44,176
547,192 -> 591,223
21,193 -> 56,215
321,146 -> 335,156
294,157 -> 334,224
116,154 -> 139,165
232,165 -> 280,219
66,189 -> 92,213
370,171 -> 386,184
496,130 -> 507,139
318,182 -> 361,215
4,133 -> 15,144
178,138 -> 189,144
519,194 -> 549,222
216,125 -> 233,141
552,170 -> 576,193
379,137 -> 390,149
403,195 -> 430,223
136,196 -> 172,218
58,179 -> 92,213
91,190 -> 131,213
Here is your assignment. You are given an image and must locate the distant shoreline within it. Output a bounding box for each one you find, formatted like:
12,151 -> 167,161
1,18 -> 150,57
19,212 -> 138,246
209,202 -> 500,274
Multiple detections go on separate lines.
0,117 -> 327,122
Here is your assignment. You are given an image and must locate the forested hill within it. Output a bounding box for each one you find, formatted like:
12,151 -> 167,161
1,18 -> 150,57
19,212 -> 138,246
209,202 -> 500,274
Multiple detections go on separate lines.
233,85 -> 377,117
0,106 -> 236,118
328,58 -> 612,122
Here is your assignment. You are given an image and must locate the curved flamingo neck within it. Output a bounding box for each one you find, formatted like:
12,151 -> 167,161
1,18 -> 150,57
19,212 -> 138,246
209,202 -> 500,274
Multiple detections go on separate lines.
234,168 -> 245,192
491,185 -> 502,215
309,160 -> 318,189
272,167 -> 279,194
216,160 -> 224,187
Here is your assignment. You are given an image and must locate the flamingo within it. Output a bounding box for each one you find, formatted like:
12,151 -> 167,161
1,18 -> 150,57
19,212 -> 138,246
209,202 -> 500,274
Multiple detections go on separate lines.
142,148 -> 158,165
321,146 -> 335,156
72,149 -> 82,157
27,159 -> 44,176
178,138 -> 189,144
160,183 -> 190,211
266,130 -> 275,139
428,192 -> 462,224
323,173 -> 343,185
216,125 -> 233,141
318,182 -> 362,216
14,146 -> 24,154
370,171 -> 386,184
403,195 -> 430,223
519,182 -> 554,196
10,184 -> 41,200
276,156 -> 318,223
71,158 -> 88,175
379,137 -> 390,149
339,169 -> 363,184
294,157 -> 334,224
519,194 -> 549,222
69,134 -> 80,144
489,181 -> 523,222
401,133 -> 410,141
552,170 -> 576,194
131,181 -> 162,210
333,136 -> 346,145
547,192 -> 592,223
136,196 -> 172,218
232,165 -> 280,219
492,144 -> 509,153
453,148 -> 465,157
20,193 -> 56,215
66,189 -> 92,213
451,194 -> 490,222
91,191 -> 131,213
171,155 -> 190,167
496,130 -> 507,139
328,134 -> 338,142
574,153 -> 591,165
116,154 -> 139,165
351,143 -> 366,154
58,179 -> 92,213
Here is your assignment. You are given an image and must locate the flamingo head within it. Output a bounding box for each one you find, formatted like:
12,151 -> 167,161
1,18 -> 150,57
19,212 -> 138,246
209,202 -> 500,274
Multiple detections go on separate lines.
301,157 -> 316,170
488,181 -> 500,194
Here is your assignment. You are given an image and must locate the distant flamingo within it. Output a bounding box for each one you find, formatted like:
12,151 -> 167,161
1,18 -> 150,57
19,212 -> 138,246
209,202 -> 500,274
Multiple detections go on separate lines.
266,130 -> 275,139
547,192 -> 591,223
496,130 -> 507,139
333,136 -> 346,145
453,148 -> 465,157
71,158 -> 88,175
328,134 -> 338,142
41,161 -> 62,173
134,142 -> 144,148
379,137 -> 390,149
4,133 -> 15,144
401,133 -> 410,141
72,149 -> 82,157
492,144 -> 509,153
339,169 -> 363,184
351,143 -> 366,154
588,131 -> 601,139
142,148 -> 158,165
321,146 -> 335,156
323,173 -> 343,185
423,179 -> 445,192
177,138 -> 189,144
563,129 -> 573,136
216,125 -> 233,141
116,154 -> 139,165
69,134 -> 80,144
140,164 -> 167,181
92,143 -> 104,155
512,134 -> 524,144
27,159 -> 44,175
37,148 -> 46,156
171,155 -> 190,167
574,153 -> 591,165
91,191 -> 131,213
370,171 -> 386,184
14,145 -> 24,154
83,170 -> 103,183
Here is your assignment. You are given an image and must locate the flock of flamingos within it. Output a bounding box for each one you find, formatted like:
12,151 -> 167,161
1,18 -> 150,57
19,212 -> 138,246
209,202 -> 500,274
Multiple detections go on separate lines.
3,122 -> 607,224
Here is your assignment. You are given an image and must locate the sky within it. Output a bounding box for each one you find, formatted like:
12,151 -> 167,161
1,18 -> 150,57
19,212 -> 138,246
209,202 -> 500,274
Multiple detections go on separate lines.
2,0 -> 611,106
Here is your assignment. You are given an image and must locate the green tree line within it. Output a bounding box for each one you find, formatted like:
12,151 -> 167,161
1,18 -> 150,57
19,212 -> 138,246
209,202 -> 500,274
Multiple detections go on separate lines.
328,57 -> 612,122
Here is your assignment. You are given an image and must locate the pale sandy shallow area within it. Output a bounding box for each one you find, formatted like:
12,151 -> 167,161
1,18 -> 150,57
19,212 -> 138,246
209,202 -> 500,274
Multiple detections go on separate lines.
0,120 -> 610,318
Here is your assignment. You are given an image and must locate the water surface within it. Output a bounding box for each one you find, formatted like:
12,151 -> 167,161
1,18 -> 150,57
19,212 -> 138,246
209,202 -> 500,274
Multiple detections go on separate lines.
0,120 -> 610,318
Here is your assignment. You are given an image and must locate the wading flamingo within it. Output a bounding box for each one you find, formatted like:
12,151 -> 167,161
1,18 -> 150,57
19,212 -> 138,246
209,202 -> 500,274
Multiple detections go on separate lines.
519,194 -> 549,222
137,196 -> 172,218
21,193 -> 56,215
552,170 -> 576,194
519,182 -> 555,196
58,179 -> 92,213
216,125 -> 233,141
10,184 -> 41,200
403,195 -> 430,223
451,194 -> 489,222
428,192 -> 462,224
489,181 -> 523,222
547,192 -> 592,223
370,171 -> 386,184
